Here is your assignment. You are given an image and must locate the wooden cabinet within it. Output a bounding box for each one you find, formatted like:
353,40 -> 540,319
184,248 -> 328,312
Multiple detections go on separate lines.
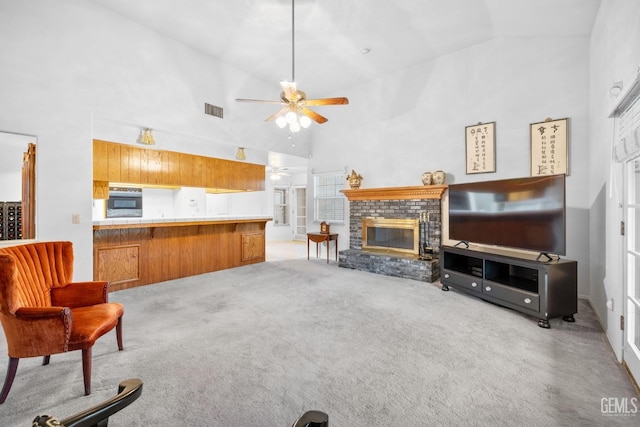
93,180 -> 109,199
180,154 -> 192,186
92,140 -> 265,193
192,154 -> 206,188
94,244 -> 140,286
160,150 -> 174,185
440,245 -> 577,328
106,142 -> 121,181
120,145 -> 141,184
141,148 -> 162,185
93,140 -> 109,181
94,219 -> 269,291
241,232 -> 265,262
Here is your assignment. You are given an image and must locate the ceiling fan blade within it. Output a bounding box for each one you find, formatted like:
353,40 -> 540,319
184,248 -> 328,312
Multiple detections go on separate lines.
235,98 -> 284,105
303,97 -> 349,106
299,107 -> 328,124
264,106 -> 290,122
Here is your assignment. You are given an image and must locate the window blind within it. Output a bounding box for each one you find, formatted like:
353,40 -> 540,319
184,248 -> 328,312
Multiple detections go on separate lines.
613,76 -> 640,162
313,173 -> 345,223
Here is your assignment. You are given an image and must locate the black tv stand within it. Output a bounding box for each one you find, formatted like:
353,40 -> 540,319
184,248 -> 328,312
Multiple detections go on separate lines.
440,245 -> 577,328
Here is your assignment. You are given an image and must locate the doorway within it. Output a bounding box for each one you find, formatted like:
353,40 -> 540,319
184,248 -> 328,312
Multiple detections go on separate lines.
624,158 -> 640,384
293,186 -> 307,240
0,131 -> 36,241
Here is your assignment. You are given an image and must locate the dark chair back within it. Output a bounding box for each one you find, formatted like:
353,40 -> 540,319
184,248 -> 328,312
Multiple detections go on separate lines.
292,410 -> 328,427
33,378 -> 143,427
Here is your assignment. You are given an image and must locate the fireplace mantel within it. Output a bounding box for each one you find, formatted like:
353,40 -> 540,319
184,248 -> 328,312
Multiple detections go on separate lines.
341,185 -> 447,201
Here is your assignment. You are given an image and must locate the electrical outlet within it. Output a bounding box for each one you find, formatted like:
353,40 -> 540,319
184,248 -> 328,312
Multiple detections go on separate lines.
72,214 -> 80,224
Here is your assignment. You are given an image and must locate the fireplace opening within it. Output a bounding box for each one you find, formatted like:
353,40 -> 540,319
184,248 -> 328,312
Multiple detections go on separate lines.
362,218 -> 419,256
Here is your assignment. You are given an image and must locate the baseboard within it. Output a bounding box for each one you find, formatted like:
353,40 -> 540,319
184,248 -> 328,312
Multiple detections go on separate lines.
580,295 -> 607,332
622,361 -> 640,396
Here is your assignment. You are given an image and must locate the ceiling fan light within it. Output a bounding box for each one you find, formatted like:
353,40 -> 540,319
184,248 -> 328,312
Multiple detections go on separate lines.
285,111 -> 298,124
290,121 -> 301,132
299,115 -> 312,128
275,116 -> 287,128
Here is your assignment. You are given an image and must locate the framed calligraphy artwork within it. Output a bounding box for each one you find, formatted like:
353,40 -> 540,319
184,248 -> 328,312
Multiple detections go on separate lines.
530,118 -> 569,176
465,122 -> 496,174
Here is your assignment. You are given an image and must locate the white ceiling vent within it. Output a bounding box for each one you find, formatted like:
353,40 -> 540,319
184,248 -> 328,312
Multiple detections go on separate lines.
205,103 -> 223,118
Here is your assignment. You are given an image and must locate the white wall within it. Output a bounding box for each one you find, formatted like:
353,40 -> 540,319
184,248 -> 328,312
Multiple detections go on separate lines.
0,172 -> 21,202
0,133 -> 30,201
588,0 -> 640,360
309,36 -> 592,291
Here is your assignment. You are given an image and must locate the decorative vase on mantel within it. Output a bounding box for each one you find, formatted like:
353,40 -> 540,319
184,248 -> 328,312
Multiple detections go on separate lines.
346,169 -> 363,189
432,170 -> 446,185
421,172 -> 433,186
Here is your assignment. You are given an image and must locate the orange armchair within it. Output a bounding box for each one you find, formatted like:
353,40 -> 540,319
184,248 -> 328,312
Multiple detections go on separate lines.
0,241 -> 124,403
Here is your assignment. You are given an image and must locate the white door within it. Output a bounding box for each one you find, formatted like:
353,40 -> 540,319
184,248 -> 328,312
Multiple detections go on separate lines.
624,158 -> 640,383
293,187 -> 307,240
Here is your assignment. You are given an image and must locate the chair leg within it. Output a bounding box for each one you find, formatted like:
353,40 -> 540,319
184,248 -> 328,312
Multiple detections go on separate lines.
0,357 -> 19,404
116,316 -> 124,351
42,355 -> 50,365
82,348 -> 92,396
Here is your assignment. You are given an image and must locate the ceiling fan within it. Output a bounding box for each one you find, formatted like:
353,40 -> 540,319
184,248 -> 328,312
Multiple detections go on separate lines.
268,166 -> 291,181
235,0 -> 349,132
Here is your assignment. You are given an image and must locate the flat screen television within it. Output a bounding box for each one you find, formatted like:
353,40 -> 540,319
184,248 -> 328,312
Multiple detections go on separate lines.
448,174 -> 566,256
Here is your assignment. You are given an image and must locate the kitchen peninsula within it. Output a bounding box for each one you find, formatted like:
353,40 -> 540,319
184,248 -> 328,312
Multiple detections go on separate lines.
92,140 -> 270,291
94,216 -> 271,291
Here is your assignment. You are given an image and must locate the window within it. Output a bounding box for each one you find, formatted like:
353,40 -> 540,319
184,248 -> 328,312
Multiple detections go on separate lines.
613,78 -> 640,162
273,187 -> 289,225
314,173 -> 345,223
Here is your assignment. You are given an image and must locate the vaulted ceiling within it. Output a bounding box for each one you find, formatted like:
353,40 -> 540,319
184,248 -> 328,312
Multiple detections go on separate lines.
86,0 -> 601,170
88,0 -> 601,96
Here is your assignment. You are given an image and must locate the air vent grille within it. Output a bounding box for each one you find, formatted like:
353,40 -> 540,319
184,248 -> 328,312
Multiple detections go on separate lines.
205,103 -> 223,118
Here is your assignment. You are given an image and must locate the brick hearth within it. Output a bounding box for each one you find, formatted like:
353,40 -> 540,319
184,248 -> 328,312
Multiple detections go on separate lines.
339,186 -> 446,282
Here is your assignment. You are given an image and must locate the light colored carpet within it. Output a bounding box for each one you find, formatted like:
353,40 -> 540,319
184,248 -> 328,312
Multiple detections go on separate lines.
0,258 -> 637,426
266,240 -> 308,262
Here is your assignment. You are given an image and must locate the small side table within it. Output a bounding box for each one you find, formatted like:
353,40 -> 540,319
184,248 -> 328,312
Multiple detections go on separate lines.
307,232 -> 339,263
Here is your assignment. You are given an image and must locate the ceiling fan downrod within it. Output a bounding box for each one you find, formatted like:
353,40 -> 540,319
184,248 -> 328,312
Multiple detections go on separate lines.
290,0 -> 295,83
234,0 -> 348,130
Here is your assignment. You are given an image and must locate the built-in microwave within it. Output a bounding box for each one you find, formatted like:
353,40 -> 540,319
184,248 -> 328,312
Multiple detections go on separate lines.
106,187 -> 143,218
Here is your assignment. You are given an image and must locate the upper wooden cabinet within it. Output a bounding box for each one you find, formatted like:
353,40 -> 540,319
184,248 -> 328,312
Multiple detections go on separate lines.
120,144 -> 141,184
93,140 -> 265,193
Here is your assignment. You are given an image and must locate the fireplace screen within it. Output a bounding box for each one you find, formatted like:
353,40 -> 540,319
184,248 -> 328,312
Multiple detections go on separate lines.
362,218 -> 419,255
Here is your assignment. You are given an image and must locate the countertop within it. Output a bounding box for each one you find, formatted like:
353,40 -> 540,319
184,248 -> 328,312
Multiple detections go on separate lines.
93,215 -> 272,230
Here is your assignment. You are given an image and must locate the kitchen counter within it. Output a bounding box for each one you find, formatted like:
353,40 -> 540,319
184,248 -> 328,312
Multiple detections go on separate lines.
93,215 -> 272,230
93,216 -> 272,291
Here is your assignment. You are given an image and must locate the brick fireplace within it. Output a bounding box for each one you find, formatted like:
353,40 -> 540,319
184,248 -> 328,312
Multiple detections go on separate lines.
339,186 -> 446,282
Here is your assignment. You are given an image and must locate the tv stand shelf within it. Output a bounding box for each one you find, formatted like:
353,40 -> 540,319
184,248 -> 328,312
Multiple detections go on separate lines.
440,245 -> 577,328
